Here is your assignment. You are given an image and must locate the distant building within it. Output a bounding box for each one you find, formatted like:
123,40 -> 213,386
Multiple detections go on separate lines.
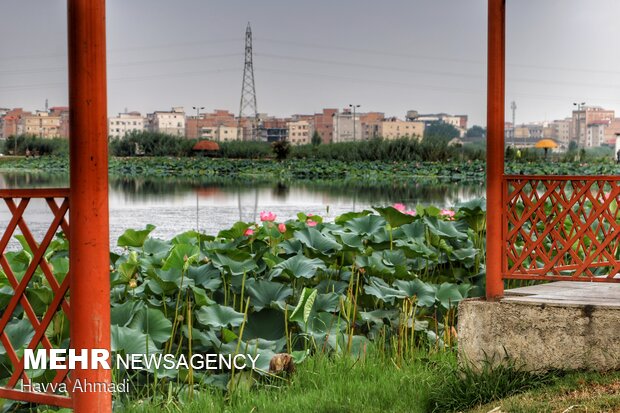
108,112 -> 145,139
547,118 -> 571,146
378,118 -> 425,140
572,106 -> 614,147
603,118 -> 620,146
22,111 -> 62,138
313,109 -> 337,144
360,112 -> 384,140
406,110 -> 467,136
260,118 -> 287,142
146,107 -> 185,136
0,108 -> 25,140
213,125 -> 243,142
50,107 -> 70,139
287,120 -> 311,145
186,109 -> 236,139
586,121 -> 607,148
333,110 -> 362,142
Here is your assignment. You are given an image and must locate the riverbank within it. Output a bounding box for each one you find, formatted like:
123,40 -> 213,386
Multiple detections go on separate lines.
0,156 -> 485,181
1,156 -> 618,182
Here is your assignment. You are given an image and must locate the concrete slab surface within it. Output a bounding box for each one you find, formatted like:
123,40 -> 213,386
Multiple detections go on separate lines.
503,282 -> 620,309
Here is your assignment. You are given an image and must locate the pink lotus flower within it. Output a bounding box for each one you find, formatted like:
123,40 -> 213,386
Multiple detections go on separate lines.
392,203 -> 406,212
307,219 -> 318,227
244,228 -> 254,236
278,223 -> 287,233
440,209 -> 456,219
405,210 -> 416,216
307,213 -> 314,217
260,211 -> 277,222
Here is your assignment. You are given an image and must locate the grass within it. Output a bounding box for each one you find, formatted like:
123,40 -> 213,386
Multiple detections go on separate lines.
469,370 -> 620,413
117,349 -> 447,413
114,349 -> 568,413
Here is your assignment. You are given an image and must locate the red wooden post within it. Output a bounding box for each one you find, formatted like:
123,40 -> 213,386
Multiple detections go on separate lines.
486,0 -> 506,300
67,0 -> 111,411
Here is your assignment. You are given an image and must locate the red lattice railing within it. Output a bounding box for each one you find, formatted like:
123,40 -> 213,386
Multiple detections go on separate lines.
503,175 -> 620,282
0,189 -> 72,408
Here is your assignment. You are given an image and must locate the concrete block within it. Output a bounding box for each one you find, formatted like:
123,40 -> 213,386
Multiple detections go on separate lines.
458,296 -> 620,371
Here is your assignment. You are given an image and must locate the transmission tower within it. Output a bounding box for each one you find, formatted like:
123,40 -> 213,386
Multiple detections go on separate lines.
238,22 -> 258,141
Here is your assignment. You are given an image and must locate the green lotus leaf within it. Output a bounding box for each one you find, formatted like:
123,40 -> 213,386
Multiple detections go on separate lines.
273,253 -> 326,279
128,307 -> 173,345
374,206 -> 416,228
210,252 -> 257,276
195,304 -> 244,328
162,243 -> 200,270
344,214 -> 386,238
436,282 -> 470,309
313,292 -> 341,312
423,217 -> 467,239
393,279 -> 437,307
187,264 -> 222,291
111,300 -> 142,327
242,309 -> 286,341
0,318 -> 34,356
245,279 -> 293,311
334,210 -> 372,225
117,224 -> 156,248
363,276 -> 406,304
293,227 -> 342,255
111,325 -> 159,355
190,285 -> 216,307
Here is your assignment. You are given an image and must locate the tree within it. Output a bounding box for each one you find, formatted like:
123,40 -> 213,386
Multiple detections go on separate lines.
423,122 -> 460,144
271,139 -> 291,161
311,131 -> 322,146
466,125 -> 486,138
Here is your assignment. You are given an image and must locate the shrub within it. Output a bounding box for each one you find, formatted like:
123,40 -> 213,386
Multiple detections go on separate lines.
109,131 -> 196,157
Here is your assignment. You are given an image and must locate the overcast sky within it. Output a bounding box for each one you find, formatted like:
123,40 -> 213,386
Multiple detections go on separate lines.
1,1 -> 620,126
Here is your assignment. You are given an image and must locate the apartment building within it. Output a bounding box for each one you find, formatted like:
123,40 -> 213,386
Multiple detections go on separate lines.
22,111 -> 62,138
186,109 -> 237,139
146,107 -> 185,136
572,106 -> 614,147
260,118 -> 287,142
287,120 -> 311,145
312,108 -> 337,144
406,110 -> 467,136
333,110 -> 362,142
586,121 -> 607,148
108,112 -> 145,139
378,118 -> 425,140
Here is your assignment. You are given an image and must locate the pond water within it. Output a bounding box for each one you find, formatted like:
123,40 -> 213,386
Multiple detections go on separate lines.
0,172 -> 485,246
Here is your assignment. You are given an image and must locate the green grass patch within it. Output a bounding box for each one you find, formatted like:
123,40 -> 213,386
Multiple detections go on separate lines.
117,349 -> 448,413
469,370 -> 620,413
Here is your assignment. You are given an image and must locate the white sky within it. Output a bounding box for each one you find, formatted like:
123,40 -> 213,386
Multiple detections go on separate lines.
1,0 -> 620,126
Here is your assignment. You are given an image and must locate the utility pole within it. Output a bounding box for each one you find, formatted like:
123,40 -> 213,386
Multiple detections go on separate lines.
573,101 -> 586,147
192,106 -> 204,139
510,101 -> 516,147
349,104 -> 360,141
238,22 -> 258,141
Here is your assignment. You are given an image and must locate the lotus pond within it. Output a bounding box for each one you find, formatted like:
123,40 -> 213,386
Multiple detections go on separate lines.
0,200 -> 487,409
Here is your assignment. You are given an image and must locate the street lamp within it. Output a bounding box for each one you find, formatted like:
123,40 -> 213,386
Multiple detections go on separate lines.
573,102 -> 585,147
349,104 -> 360,141
192,106 -> 205,139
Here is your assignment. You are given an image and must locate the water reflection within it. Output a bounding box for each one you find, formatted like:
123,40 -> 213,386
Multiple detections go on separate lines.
0,172 -> 485,242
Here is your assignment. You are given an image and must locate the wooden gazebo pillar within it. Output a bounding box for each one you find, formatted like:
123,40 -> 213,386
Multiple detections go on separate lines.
68,0 -> 111,411
486,0 -> 506,300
